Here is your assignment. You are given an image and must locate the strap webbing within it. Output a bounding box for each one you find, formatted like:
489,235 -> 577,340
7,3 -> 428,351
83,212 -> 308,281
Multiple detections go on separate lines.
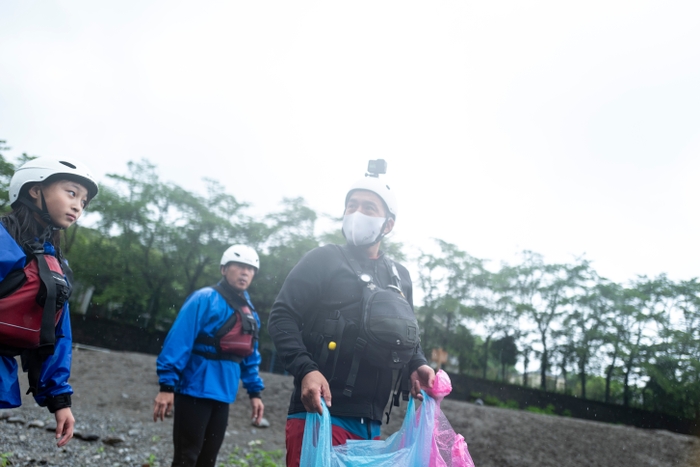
192,349 -> 244,362
21,241 -> 66,397
343,338 -> 367,398
337,244 -> 402,291
35,253 -> 57,357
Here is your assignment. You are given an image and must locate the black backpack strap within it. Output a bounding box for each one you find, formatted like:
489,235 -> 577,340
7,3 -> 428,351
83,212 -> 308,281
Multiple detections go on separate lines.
384,257 -> 402,289
22,241 -> 68,397
35,253 -> 58,357
21,350 -> 51,397
343,338 -> 367,398
385,369 -> 412,424
61,260 -> 74,290
339,244 -> 402,292
382,256 -> 407,298
192,349 -> 244,362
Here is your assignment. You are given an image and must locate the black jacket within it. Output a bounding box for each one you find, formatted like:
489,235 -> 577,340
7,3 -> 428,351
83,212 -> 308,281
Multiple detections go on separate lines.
268,244 -> 428,422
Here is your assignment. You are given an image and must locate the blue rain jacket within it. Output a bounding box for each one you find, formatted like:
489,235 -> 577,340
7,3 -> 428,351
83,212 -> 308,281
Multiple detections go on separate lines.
156,286 -> 264,403
0,223 -> 74,409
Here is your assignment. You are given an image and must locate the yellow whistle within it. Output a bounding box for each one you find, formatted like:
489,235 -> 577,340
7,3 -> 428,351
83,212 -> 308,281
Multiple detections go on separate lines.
328,341 -> 337,351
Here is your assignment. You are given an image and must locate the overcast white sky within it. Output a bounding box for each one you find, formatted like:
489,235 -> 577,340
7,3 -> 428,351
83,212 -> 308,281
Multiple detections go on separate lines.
2,1 -> 700,287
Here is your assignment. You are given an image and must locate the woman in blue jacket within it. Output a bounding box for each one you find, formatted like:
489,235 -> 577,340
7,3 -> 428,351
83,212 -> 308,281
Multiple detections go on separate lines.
1,156 -> 99,447
153,244 -> 265,467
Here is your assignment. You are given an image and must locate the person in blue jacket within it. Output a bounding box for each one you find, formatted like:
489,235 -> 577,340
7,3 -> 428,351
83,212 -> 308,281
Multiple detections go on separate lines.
153,244 -> 265,467
1,156 -> 99,447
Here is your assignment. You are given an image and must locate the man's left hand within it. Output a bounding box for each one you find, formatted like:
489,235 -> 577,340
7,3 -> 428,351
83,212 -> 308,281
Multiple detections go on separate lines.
410,365 -> 436,401
250,397 -> 264,426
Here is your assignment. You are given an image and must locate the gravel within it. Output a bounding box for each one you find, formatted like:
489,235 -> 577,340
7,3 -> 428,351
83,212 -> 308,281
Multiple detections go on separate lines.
1,348 -> 699,467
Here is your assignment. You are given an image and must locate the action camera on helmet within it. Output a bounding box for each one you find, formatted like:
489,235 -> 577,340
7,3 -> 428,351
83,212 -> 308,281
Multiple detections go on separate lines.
366,159 -> 387,178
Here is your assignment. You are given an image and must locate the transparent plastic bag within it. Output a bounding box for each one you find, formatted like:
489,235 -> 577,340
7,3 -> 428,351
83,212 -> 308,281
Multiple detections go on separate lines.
428,370 -> 475,467
299,370 -> 475,467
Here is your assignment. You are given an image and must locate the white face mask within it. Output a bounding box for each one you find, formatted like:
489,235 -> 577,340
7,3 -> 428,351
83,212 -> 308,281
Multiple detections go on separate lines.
342,212 -> 387,246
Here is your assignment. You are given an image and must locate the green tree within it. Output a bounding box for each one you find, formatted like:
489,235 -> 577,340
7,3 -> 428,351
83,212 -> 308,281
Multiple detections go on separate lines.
618,276 -> 668,407
509,252 -> 588,391
416,240 -> 483,374
469,267 -> 520,379
490,334 -> 518,382
643,279 -> 700,418
76,160 -> 251,329
564,270 -> 611,399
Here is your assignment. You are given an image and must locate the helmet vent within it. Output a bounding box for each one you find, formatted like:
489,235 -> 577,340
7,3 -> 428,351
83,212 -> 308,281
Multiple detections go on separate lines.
59,161 -> 77,169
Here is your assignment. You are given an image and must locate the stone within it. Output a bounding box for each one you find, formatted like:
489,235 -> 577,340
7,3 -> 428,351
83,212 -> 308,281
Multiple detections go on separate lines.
254,417 -> 271,428
28,420 -> 45,428
7,416 -> 25,424
75,431 -> 100,442
102,435 -> 126,446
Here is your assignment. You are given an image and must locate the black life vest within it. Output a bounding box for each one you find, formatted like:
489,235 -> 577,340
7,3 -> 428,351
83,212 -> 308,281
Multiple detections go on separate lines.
193,282 -> 259,362
303,245 -> 420,400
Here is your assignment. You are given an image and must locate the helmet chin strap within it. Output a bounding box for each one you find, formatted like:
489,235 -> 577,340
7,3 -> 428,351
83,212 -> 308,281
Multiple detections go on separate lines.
372,218 -> 389,244
18,192 -> 63,243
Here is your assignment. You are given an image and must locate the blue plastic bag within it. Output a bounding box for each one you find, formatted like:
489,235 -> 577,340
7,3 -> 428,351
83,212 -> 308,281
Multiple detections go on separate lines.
300,391 -> 434,467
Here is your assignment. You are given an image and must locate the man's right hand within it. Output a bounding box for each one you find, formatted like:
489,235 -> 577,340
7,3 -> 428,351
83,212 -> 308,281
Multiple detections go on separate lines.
301,370 -> 332,414
153,391 -> 174,422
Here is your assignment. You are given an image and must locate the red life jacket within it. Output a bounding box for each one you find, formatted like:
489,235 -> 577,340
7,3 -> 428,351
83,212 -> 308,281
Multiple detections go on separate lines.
193,283 -> 259,362
0,247 -> 70,357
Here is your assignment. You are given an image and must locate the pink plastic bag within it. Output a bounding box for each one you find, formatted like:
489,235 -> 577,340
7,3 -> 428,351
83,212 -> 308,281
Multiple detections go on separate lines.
428,370 -> 475,467
299,369 -> 475,467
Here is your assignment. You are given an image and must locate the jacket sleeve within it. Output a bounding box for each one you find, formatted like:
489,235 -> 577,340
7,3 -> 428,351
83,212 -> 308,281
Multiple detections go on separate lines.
33,303 -> 74,407
0,226 -> 26,407
239,307 -> 265,397
268,247 -> 331,382
0,224 -> 26,278
156,291 -> 208,388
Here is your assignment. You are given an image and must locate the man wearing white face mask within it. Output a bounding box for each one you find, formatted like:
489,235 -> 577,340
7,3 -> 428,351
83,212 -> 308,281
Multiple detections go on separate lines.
268,164 -> 435,467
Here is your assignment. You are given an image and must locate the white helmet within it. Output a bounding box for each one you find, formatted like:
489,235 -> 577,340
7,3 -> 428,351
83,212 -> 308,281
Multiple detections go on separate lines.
345,176 -> 398,219
9,156 -> 99,207
220,245 -> 260,271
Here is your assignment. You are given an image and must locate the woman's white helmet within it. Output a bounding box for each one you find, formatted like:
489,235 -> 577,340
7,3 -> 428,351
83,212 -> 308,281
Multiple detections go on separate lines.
345,176 -> 398,220
9,156 -> 99,207
220,245 -> 260,271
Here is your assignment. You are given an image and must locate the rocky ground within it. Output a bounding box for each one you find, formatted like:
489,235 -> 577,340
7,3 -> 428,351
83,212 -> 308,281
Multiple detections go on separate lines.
1,347 -> 699,467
